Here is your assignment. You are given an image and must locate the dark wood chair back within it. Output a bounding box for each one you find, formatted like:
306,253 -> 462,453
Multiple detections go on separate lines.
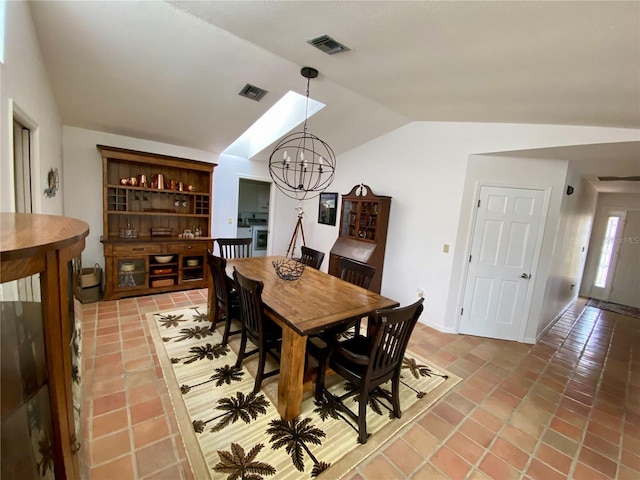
216,238 -> 252,259
315,298 -> 424,443
339,257 -> 376,290
206,250 -> 240,343
232,267 -> 282,393
300,246 -> 325,269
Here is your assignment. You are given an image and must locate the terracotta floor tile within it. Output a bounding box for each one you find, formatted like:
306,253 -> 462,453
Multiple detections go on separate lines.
430,446 -> 472,480
412,462 -> 448,480
499,424 -> 538,453
418,412 -> 453,442
620,448 -> 640,472
489,437 -> 529,471
401,425 -> 439,458
383,438 -> 424,476
549,416 -> 582,441
579,446 -> 618,478
432,400 -> 466,426
445,391 -> 477,415
542,429 -> 580,460
471,407 -> 503,433
135,438 -> 180,478
582,431 -> 619,460
459,418 -> 495,448
142,462 -> 184,480
91,429 -> 132,465
90,455 -> 135,480
535,443 -> 572,475
445,431 -> 485,465
128,382 -> 162,406
93,391 -> 127,416
478,452 -> 520,480
572,462 -> 612,480
92,408 -> 129,439
360,454 -> 404,480
93,352 -> 123,369
130,397 -> 165,425
92,376 -> 126,397
133,417 -> 171,449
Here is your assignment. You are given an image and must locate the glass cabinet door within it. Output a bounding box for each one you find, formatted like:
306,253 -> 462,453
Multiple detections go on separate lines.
117,258 -> 147,289
1,277 -> 56,479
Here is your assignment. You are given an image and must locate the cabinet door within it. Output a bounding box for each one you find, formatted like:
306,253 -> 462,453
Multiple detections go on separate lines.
115,257 -> 148,290
340,200 -> 358,238
257,184 -> 270,210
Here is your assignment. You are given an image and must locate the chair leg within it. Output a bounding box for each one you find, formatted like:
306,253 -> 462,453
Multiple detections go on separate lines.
357,390 -> 369,444
391,372 -> 402,418
253,346 -> 267,394
235,331 -> 247,369
222,313 -> 232,345
315,356 -> 327,401
210,303 -> 221,332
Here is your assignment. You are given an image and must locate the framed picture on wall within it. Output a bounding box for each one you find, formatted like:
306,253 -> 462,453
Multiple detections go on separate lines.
318,192 -> 338,226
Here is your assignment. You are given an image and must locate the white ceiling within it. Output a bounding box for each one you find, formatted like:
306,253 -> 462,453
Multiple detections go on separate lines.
28,1 -> 640,188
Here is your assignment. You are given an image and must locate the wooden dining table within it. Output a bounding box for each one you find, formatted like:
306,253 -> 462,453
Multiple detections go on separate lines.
207,255 -> 399,420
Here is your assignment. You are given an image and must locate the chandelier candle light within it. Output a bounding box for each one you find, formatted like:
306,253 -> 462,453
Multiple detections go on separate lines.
269,67 -> 336,201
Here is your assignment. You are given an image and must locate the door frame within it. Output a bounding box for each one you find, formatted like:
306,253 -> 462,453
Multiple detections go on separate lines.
456,182 -> 551,342
236,174 -> 273,254
10,100 -> 41,213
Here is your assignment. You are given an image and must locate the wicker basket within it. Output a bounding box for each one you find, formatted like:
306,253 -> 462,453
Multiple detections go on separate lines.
81,263 -> 102,288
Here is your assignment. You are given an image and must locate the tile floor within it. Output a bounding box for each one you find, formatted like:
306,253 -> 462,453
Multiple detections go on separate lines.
80,292 -> 639,479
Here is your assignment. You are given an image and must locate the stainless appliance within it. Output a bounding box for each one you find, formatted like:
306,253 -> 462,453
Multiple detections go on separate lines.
252,225 -> 268,257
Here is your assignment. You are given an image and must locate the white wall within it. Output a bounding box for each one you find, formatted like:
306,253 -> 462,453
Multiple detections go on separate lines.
1,1 -> 62,214
538,172 -> 598,338
302,122 -> 639,338
581,192 -> 640,298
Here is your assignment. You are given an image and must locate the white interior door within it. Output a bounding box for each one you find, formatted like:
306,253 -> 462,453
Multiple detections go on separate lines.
609,210 -> 640,308
460,186 -> 546,341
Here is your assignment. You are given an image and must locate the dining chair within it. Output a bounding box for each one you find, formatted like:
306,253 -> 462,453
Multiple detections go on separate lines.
339,257 -> 376,289
206,250 -> 241,344
299,246 -> 325,269
315,298 -> 424,444
232,267 -> 283,394
216,238 -> 252,259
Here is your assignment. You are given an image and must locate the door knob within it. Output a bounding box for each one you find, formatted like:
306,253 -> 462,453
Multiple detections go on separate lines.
521,273 -> 531,279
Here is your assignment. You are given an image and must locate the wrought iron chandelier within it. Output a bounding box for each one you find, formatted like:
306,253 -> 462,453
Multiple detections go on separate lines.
268,67 -> 336,201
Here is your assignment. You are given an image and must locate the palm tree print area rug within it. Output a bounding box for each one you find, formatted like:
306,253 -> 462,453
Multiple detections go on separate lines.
146,306 -> 460,479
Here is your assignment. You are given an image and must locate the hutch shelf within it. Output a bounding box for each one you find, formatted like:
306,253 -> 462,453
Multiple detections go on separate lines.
328,184 -> 391,293
98,145 -> 216,300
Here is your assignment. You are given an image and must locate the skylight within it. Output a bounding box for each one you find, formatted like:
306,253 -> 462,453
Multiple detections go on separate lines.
222,91 -> 325,160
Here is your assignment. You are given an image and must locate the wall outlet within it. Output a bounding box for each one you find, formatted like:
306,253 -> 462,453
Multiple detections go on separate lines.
228,217 -> 233,224
417,288 -> 424,299
443,244 -> 450,253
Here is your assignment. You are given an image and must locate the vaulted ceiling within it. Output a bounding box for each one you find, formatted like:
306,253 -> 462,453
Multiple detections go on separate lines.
28,1 -> 639,182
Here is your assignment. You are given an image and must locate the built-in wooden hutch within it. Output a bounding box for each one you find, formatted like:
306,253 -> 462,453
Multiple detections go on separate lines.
98,145 -> 216,300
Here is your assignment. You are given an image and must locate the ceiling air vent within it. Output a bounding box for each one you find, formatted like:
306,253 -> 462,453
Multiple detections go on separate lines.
597,176 -> 640,182
238,84 -> 268,102
307,35 -> 350,55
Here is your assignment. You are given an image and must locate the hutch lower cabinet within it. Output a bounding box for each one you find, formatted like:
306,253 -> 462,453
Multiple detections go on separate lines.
1,213 -> 90,479
98,145 -> 216,300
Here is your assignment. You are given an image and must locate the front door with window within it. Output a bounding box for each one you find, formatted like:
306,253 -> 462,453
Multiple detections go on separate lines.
460,186 -> 546,341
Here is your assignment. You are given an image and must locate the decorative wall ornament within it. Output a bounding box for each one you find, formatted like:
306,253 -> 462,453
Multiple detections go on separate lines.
44,168 -> 59,198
